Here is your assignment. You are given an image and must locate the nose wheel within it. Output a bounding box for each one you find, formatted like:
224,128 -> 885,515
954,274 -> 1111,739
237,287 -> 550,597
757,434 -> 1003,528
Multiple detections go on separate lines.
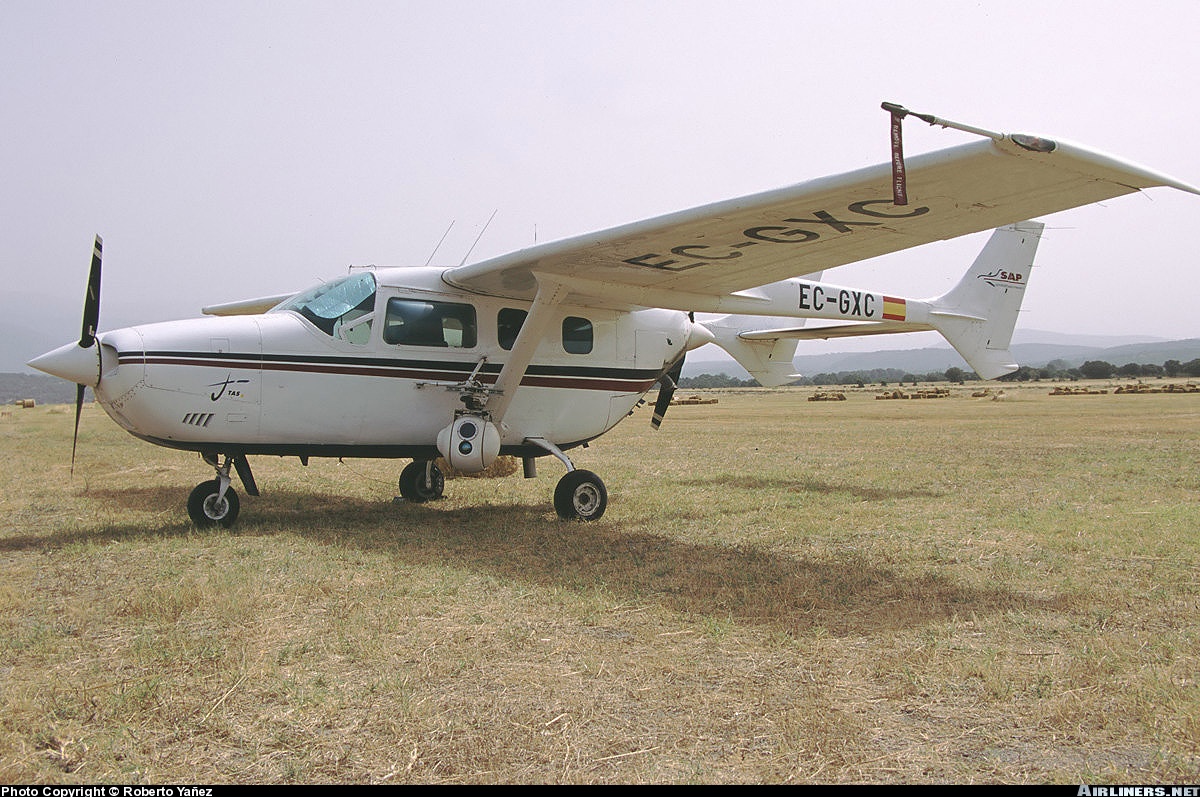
187,479 -> 240,528
188,453 -> 247,528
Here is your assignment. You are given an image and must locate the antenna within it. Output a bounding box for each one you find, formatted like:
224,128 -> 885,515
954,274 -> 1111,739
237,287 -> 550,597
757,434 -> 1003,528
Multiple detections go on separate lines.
424,221 -> 455,267
459,209 -> 498,267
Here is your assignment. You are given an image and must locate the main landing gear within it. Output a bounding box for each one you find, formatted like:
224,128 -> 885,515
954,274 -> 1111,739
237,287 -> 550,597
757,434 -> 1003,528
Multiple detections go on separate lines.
553,469 -> 607,521
398,460 -> 445,503
395,454 -> 606,520
184,444 -> 607,528
525,437 -> 607,521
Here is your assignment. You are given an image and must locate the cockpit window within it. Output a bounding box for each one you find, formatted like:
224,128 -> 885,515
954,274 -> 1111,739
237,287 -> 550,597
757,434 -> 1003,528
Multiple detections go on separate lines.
273,272 -> 377,343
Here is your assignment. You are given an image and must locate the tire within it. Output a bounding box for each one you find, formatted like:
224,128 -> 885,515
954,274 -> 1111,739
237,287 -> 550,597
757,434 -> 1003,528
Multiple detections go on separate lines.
187,480 -> 240,528
553,469 -> 607,521
398,461 -> 445,503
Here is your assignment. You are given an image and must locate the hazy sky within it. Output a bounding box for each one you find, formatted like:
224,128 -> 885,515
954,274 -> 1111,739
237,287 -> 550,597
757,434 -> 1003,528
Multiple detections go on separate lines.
5,0 -> 1200,361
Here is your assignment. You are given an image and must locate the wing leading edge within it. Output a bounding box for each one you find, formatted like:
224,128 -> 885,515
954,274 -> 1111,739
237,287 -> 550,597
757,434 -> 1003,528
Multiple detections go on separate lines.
445,129 -> 1198,310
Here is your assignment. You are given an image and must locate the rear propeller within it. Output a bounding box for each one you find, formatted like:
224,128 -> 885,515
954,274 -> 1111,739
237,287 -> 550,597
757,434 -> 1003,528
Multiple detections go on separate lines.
650,355 -> 685,430
72,235 -> 103,473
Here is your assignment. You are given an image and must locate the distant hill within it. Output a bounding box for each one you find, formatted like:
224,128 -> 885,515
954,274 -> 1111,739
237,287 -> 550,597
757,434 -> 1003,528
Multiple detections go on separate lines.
682,336 -> 1200,380
0,373 -> 89,406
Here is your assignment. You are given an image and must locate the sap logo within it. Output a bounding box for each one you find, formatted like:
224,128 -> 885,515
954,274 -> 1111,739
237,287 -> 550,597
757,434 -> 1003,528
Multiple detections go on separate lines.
978,269 -> 1025,288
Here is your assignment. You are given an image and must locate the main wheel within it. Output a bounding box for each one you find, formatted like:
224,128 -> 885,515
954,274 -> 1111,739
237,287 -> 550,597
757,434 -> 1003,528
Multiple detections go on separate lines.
554,469 -> 607,521
398,461 -> 445,503
187,480 -> 240,528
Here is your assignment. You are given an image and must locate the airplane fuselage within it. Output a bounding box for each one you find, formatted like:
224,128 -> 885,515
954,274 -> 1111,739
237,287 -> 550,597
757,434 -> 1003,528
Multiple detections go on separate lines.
90,266 -> 691,461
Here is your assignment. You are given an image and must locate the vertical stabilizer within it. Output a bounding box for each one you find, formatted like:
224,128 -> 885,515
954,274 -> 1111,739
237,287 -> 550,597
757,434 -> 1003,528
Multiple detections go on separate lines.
928,221 -> 1043,379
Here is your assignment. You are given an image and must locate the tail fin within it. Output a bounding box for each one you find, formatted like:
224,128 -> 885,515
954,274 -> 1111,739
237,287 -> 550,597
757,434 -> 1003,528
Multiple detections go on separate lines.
928,221 -> 1043,379
705,320 -> 802,386
704,277 -> 815,387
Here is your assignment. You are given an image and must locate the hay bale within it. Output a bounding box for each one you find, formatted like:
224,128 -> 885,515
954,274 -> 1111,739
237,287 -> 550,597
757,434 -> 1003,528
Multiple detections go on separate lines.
1050,386 -> 1105,396
671,395 -> 719,405
435,455 -> 520,479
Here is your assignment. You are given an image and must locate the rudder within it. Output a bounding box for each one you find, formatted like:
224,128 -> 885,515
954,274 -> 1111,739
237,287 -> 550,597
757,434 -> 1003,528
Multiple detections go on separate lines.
929,221 -> 1043,379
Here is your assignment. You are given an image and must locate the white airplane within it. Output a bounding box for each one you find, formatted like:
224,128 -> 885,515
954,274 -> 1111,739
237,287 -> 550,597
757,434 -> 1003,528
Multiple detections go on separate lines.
28,105 -> 1199,527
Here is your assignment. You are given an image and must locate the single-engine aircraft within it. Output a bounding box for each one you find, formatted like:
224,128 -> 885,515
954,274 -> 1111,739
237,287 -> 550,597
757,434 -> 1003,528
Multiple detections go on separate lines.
28,104 -> 1200,527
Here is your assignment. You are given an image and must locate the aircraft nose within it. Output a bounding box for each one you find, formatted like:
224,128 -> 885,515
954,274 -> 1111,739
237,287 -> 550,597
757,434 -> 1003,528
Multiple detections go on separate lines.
27,341 -> 101,387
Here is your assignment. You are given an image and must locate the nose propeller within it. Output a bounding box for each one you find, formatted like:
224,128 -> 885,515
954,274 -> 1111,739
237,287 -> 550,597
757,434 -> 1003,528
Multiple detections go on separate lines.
650,313 -> 713,430
24,236 -> 107,473
69,235 -> 103,472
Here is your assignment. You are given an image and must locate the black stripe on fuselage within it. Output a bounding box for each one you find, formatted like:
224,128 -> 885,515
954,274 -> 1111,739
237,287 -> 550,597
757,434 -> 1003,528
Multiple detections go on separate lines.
120,350 -> 663,391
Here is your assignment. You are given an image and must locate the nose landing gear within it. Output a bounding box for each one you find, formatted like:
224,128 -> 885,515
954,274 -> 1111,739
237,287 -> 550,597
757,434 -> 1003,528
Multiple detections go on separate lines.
187,478 -> 239,528
188,453 -> 256,528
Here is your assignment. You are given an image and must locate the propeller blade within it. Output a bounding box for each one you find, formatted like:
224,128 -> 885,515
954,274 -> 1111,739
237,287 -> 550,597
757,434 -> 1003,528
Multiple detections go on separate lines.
73,234 -> 102,474
71,383 -> 85,475
650,356 -> 685,430
79,235 -> 102,348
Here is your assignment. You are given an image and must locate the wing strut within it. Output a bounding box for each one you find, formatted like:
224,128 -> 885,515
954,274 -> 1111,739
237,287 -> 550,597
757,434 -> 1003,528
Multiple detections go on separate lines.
484,275 -> 571,425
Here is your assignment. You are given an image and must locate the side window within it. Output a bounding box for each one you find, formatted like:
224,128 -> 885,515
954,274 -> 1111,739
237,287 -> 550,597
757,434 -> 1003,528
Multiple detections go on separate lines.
562,316 -> 593,355
383,298 -> 477,348
498,308 -> 527,351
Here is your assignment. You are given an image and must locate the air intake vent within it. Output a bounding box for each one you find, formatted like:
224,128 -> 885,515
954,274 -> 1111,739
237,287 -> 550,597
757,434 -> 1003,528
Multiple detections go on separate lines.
182,412 -> 214,427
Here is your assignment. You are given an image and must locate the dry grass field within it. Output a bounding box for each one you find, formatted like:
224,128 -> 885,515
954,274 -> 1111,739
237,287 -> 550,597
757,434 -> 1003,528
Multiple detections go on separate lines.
1,382 -> 1197,784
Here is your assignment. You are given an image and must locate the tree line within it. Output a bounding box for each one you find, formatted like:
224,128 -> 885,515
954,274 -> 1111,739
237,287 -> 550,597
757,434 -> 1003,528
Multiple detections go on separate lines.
678,358 -> 1200,389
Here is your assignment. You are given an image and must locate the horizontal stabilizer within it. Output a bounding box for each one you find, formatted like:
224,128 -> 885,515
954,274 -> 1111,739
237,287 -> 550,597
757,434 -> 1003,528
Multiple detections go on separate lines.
740,320 -> 935,341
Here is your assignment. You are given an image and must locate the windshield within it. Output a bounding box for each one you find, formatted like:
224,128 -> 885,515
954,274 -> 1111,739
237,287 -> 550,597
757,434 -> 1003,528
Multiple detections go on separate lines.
273,272 -> 377,338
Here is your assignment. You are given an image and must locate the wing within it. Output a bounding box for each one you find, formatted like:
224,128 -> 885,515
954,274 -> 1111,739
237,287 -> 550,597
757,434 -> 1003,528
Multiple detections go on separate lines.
202,293 -> 296,316
446,133 -> 1198,309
